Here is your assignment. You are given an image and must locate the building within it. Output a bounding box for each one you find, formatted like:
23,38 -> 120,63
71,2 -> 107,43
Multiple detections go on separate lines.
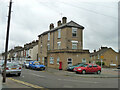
38,17 -> 90,70
90,47 -> 118,67
24,40 -> 38,61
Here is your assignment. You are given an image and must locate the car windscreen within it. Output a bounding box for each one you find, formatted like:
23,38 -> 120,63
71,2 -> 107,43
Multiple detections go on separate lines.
81,64 -> 88,67
7,63 -> 19,67
35,63 -> 40,65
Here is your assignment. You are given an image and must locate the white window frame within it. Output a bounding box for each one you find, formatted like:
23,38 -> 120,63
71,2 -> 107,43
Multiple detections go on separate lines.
57,57 -> 60,64
58,29 -> 61,38
72,43 -> 77,49
42,57 -> 44,63
47,44 -> 50,50
48,33 -> 50,41
72,27 -> 77,37
57,42 -> 61,49
82,58 -> 86,63
50,57 -> 54,64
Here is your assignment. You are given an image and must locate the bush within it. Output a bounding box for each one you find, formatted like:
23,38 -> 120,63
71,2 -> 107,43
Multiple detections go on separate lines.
96,61 -> 105,66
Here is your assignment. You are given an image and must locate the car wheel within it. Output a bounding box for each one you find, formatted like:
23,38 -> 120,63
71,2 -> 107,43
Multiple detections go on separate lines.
82,70 -> 86,74
76,71 -> 79,74
97,70 -> 101,74
18,73 -> 21,76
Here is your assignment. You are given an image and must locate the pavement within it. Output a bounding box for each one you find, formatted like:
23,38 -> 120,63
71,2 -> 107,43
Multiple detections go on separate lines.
45,68 -> 119,78
0,74 -> 30,88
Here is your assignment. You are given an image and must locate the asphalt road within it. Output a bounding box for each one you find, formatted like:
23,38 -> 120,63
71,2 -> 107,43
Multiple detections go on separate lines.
6,68 -> 118,88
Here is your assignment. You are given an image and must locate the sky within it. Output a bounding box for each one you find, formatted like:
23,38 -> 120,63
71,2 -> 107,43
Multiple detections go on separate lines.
0,0 -> 119,53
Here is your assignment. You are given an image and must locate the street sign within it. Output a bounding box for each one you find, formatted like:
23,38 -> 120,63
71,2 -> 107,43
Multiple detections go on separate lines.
101,56 -> 104,59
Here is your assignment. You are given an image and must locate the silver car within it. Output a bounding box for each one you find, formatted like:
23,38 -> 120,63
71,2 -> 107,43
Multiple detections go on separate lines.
1,62 -> 22,76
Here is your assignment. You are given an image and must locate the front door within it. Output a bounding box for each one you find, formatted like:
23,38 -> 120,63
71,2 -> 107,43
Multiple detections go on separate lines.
44,57 -> 47,67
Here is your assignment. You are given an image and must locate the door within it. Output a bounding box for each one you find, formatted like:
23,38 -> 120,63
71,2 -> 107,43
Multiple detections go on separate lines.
86,65 -> 94,73
44,57 -> 47,67
67,58 -> 72,67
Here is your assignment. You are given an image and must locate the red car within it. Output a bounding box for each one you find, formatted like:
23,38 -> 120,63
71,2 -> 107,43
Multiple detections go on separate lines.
73,64 -> 101,74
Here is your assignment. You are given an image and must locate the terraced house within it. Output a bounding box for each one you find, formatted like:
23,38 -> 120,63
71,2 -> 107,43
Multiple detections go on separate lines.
90,47 -> 119,67
38,17 -> 90,70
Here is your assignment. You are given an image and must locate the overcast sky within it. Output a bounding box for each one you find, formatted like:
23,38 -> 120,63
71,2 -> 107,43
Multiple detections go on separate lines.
0,0 -> 119,53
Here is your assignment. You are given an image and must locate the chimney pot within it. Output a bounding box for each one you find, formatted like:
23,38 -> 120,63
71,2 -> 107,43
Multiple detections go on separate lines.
57,20 -> 62,26
62,17 -> 67,24
49,23 -> 54,30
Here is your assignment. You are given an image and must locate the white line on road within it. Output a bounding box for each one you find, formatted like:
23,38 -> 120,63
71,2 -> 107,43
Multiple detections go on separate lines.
58,79 -> 99,84
31,73 -> 45,78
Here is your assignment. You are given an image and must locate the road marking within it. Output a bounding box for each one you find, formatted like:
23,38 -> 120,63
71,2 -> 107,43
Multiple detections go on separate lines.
31,73 -> 45,78
58,79 -> 99,84
8,78 -> 43,88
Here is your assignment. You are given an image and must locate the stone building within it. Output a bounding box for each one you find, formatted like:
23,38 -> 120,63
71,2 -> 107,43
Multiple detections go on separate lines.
38,17 -> 90,70
90,47 -> 118,67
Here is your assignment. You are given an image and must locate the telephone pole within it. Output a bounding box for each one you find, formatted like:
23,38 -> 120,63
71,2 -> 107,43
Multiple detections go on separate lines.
3,0 -> 12,83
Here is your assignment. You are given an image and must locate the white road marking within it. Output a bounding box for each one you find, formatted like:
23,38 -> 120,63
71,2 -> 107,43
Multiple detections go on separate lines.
31,73 -> 45,78
58,79 -> 99,84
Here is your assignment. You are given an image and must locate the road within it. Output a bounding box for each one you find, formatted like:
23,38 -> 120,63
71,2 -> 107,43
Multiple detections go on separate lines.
6,68 -> 118,88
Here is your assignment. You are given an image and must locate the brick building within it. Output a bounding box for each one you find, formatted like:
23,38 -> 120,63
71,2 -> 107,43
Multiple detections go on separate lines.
38,17 -> 90,70
90,47 -> 118,67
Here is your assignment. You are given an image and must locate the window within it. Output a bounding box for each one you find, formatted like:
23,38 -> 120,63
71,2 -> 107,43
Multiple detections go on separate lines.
72,27 -> 77,37
72,43 -> 77,49
48,33 -> 50,41
82,58 -> 86,63
57,42 -> 61,49
67,58 -> 72,66
47,44 -> 50,50
42,57 -> 44,63
38,58 -> 40,61
93,65 -> 98,67
57,57 -> 60,64
50,57 -> 54,64
58,29 -> 61,38
98,54 -> 100,59
88,65 -> 92,68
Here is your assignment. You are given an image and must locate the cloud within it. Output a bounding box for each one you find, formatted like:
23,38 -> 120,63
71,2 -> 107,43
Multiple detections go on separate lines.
0,0 -> 118,53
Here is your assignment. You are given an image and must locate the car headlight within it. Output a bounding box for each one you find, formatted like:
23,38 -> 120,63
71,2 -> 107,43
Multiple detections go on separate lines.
78,68 -> 81,70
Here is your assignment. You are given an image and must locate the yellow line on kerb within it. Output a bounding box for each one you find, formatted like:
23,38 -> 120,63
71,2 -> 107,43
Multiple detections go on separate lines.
8,78 -> 43,88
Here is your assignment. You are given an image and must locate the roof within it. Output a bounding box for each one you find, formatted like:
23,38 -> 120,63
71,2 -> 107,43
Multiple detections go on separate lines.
38,20 -> 84,37
90,47 -> 116,56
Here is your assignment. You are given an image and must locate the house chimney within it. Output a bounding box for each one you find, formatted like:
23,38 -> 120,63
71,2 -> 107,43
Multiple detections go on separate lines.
57,20 -> 62,26
49,23 -> 54,30
94,50 -> 96,52
62,17 -> 67,24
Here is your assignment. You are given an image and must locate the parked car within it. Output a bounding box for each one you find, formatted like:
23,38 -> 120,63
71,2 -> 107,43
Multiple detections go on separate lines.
73,64 -> 101,74
22,60 -> 33,69
29,61 -> 45,70
67,63 -> 85,71
117,65 -> 120,69
1,62 -> 22,76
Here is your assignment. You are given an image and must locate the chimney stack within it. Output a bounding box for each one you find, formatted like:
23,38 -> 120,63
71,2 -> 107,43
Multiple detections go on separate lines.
94,50 -> 96,52
49,23 -> 54,30
62,17 -> 67,24
57,20 -> 62,26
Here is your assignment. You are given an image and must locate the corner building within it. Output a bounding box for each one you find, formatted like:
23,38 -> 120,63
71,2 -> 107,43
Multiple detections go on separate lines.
38,17 -> 90,70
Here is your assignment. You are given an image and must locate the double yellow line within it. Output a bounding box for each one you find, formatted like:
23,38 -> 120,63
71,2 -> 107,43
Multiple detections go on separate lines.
8,78 -> 44,89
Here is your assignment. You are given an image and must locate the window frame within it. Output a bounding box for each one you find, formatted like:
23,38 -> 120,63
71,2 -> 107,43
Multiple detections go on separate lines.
72,43 -> 77,49
57,57 -> 60,64
50,57 -> 54,64
72,27 -> 77,37
48,33 -> 50,41
57,42 -> 61,49
58,29 -> 61,39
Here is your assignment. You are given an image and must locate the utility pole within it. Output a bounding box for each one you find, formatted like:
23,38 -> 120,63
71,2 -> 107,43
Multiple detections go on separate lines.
3,0 -> 12,83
